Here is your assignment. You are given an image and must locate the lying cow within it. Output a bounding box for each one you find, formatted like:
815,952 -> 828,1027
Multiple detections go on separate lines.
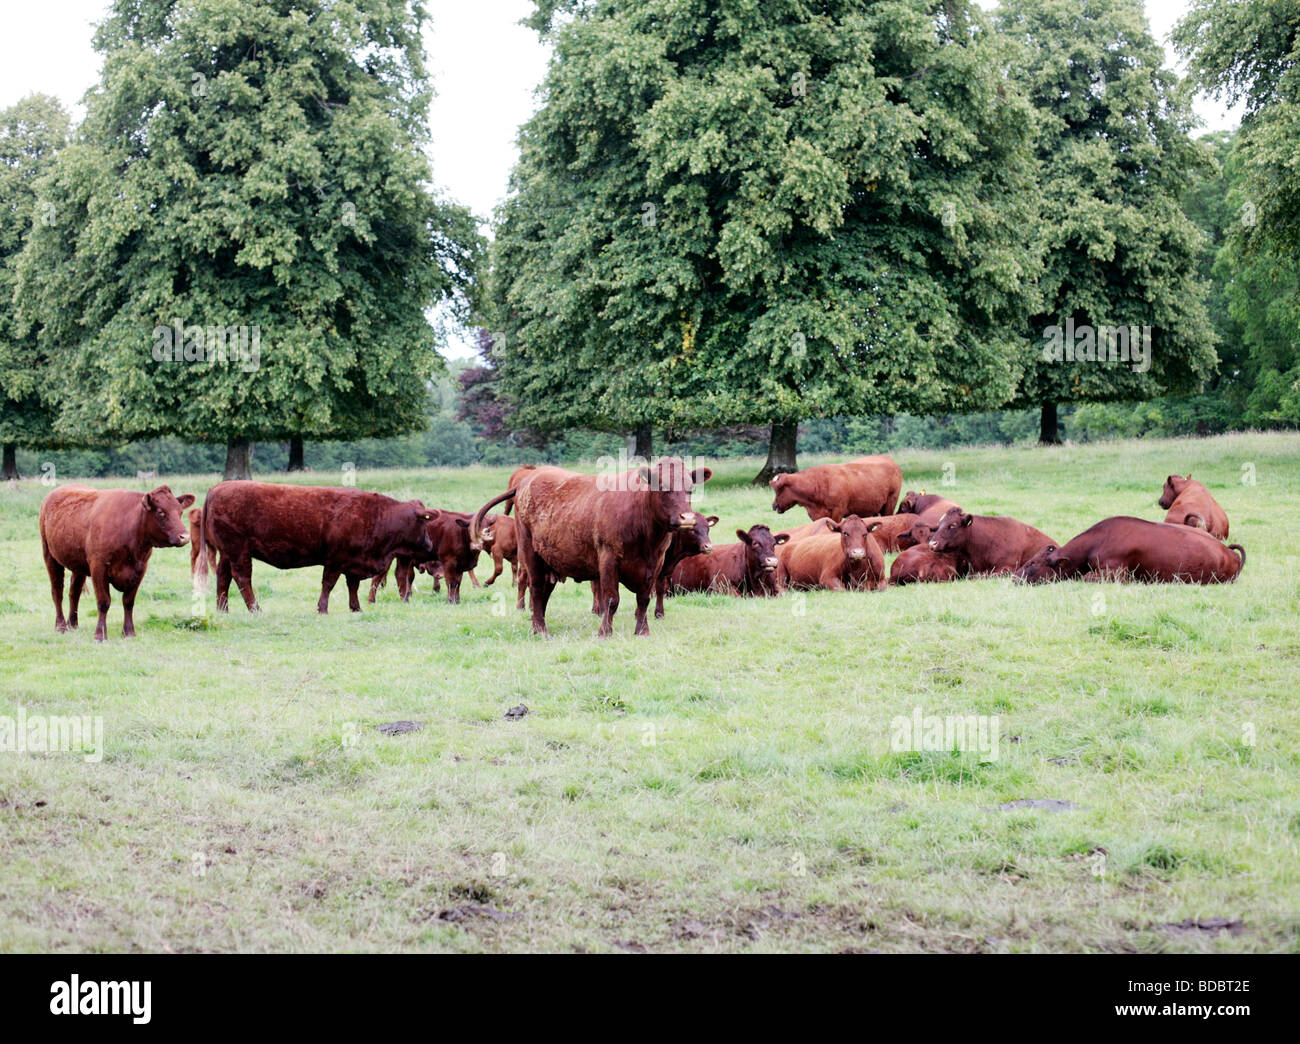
197,482 -> 436,613
671,523 -> 787,597
897,492 -> 960,522
780,515 -> 885,591
472,458 -> 711,637
861,513 -> 923,552
1015,517 -> 1246,584
40,484 -> 195,641
770,455 -> 902,522
890,545 -> 962,585
928,508 -> 1055,576
1158,474 -> 1229,540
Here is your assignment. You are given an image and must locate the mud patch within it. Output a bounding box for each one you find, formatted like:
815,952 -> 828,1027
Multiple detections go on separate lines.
997,798 -> 1082,812
1158,917 -> 1245,937
504,704 -> 529,720
376,721 -> 424,736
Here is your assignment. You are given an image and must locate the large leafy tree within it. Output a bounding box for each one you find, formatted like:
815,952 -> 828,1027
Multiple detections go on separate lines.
490,0 -> 1043,480
17,0 -> 480,478
0,95 -> 70,480
995,0 -> 1217,443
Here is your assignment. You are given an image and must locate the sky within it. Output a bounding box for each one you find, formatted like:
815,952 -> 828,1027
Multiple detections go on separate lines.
1,1 -> 1242,357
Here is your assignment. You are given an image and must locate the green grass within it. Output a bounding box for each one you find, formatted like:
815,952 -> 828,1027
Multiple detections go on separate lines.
1,432 -> 1298,952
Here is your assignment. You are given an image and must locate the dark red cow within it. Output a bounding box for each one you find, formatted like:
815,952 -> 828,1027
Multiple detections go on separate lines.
40,484 -> 195,641
471,458 -> 712,637
592,510 -> 717,618
928,508 -> 1056,576
897,491 -> 960,523
670,523 -> 788,597
1015,517 -> 1246,584
890,545 -> 962,585
196,482 -> 437,613
1158,474 -> 1229,540
770,455 -> 902,522
858,513 -> 921,552
780,515 -> 885,591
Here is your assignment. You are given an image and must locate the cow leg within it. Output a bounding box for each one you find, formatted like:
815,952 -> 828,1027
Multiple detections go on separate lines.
68,572 -> 86,629
484,552 -> 503,586
121,582 -> 139,638
368,562 -> 388,603
589,580 -> 601,615
396,559 -> 414,602
346,574 -> 363,612
468,569 -> 481,589
90,565 -> 112,643
231,555 -> 259,612
447,568 -> 462,605
44,548 -> 67,633
596,551 -> 620,638
654,575 -> 667,619
318,569 -> 340,614
633,584 -> 652,637
520,532 -> 552,635
216,555 -> 233,612
515,562 -> 528,611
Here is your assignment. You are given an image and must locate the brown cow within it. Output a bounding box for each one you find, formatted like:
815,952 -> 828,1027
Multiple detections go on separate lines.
859,513 -> 922,552
897,491 -> 960,523
928,508 -> 1055,576
1015,517 -> 1245,584
368,511 -> 486,605
188,507 -> 206,574
501,465 -> 539,516
774,517 -> 836,544
40,484 -> 195,641
471,458 -> 711,637
770,455 -> 902,522
670,523 -> 788,597
890,545 -> 962,585
475,513 -> 529,610
589,509 -> 718,618
1158,474 -> 1229,540
781,515 -> 885,591
196,482 -> 437,613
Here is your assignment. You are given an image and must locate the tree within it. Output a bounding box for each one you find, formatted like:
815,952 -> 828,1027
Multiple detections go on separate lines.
16,0 -> 480,479
995,0 -> 1218,444
489,0 -> 1044,480
0,95 -> 70,479
1175,0 -> 1300,264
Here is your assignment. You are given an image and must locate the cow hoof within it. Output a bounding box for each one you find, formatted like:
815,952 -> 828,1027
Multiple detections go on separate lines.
55,623 -> 68,634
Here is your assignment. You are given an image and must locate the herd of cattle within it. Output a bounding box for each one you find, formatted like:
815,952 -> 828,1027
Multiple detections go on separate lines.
36,455 -> 1245,641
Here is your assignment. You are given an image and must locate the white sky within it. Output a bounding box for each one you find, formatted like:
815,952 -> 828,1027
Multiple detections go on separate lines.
1,1 -> 1241,358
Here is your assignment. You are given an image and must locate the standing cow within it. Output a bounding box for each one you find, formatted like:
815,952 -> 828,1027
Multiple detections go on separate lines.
40,484 -> 195,641
196,482 -> 437,613
770,455 -> 902,522
471,458 -> 711,637
1157,474 -> 1229,540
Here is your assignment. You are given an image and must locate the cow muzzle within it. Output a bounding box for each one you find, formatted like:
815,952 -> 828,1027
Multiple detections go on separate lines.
763,557 -> 779,571
848,549 -> 865,560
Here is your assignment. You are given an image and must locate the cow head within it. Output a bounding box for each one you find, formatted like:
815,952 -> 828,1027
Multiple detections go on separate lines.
636,457 -> 712,529
140,486 -> 196,547
769,473 -> 800,514
927,508 -> 971,553
679,513 -> 719,556
1014,544 -> 1074,584
399,502 -> 440,556
737,524 -> 788,576
897,490 -> 922,515
828,514 -> 872,562
1158,474 -> 1191,509
471,514 -> 501,553
898,519 -> 932,551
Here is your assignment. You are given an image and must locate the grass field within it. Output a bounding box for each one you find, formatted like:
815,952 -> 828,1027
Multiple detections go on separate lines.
1,432 -> 1298,953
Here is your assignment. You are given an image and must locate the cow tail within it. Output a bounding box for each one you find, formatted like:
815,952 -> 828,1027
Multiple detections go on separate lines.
193,502 -> 212,596
472,489 -> 517,545
1229,544 -> 1246,577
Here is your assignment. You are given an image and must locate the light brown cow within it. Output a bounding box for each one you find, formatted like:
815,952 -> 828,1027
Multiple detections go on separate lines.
770,455 -> 902,522
780,515 -> 885,591
1157,474 -> 1229,540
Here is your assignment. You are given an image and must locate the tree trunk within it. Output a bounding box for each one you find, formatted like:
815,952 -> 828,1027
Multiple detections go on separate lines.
753,420 -> 798,484
224,437 -> 254,480
1,443 -> 16,481
1039,402 -> 1061,445
633,425 -> 653,460
287,436 -> 305,471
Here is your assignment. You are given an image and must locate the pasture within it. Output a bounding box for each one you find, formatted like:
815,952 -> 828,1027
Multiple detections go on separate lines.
1,432 -> 1298,953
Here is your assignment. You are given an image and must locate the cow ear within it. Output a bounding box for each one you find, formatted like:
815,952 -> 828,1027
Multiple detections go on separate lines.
736,529 -> 751,544
774,533 -> 790,545
769,476 -> 782,489
867,522 -> 881,532
455,518 -> 470,528
690,467 -> 712,485
635,466 -> 652,488
706,515 -> 719,527
141,493 -> 155,511
177,493 -> 196,509
827,521 -> 841,532
962,514 -> 973,527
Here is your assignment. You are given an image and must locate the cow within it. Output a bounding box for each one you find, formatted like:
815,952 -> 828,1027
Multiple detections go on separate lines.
780,515 -> 885,591
670,523 -> 788,597
501,465 -> 539,516
769,455 -> 902,522
188,507 -> 206,574
890,545 -> 963,585
928,508 -> 1056,576
367,511 -> 485,605
858,513 -> 922,552
366,555 -> 418,603
1015,517 -> 1245,584
471,458 -> 712,637
772,517 -> 836,544
897,491 -> 961,523
1157,474 -> 1229,540
588,509 -> 718,618
474,513 -> 529,610
196,482 -> 437,613
39,484 -> 195,641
